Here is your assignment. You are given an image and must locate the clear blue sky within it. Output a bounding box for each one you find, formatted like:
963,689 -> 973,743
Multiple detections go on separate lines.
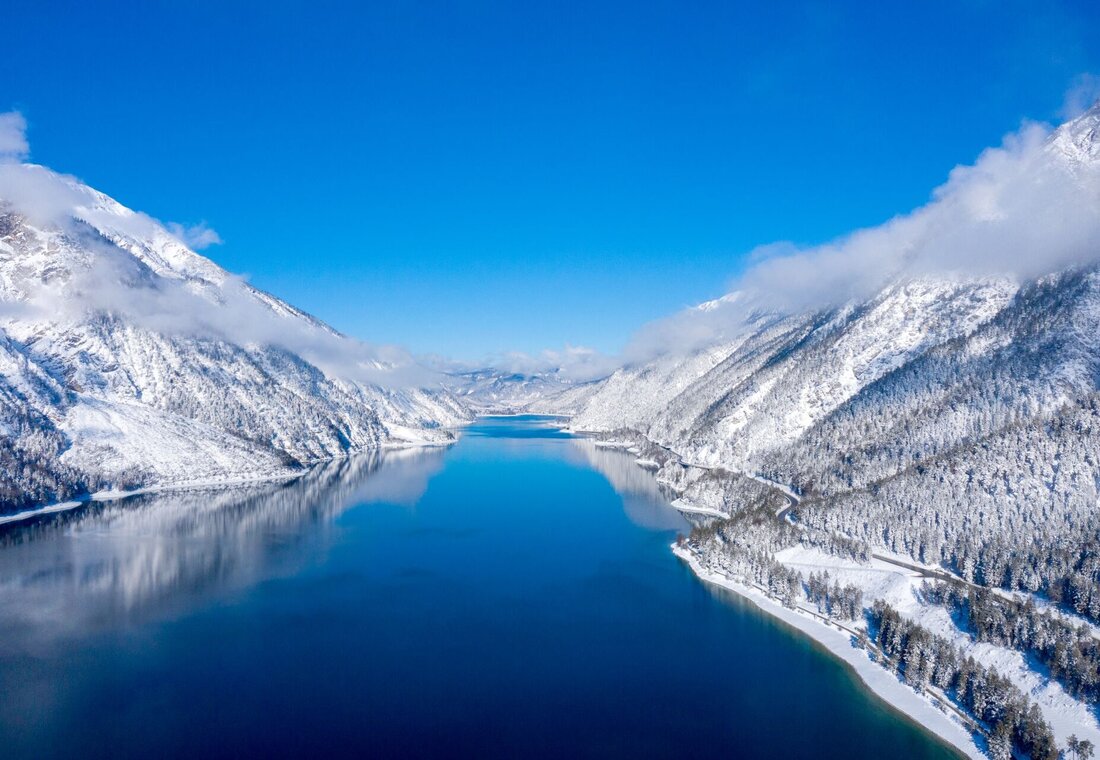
4,1 -> 1099,361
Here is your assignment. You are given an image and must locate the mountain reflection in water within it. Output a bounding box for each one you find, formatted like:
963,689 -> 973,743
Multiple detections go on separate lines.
0,448 -> 447,646
0,417 -> 957,760
0,436 -> 682,648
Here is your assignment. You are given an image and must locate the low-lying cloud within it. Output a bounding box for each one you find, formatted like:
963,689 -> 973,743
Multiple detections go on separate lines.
167,221 -> 222,250
0,116 -> 439,389
494,345 -> 621,383
429,344 -> 618,384
623,97 -> 1100,363
0,111 -> 28,161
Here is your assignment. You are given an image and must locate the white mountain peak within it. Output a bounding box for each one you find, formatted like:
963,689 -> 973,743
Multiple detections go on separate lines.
1048,98 -> 1100,166
0,161 -> 470,510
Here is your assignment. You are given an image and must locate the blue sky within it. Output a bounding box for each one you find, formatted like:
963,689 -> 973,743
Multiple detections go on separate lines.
3,1 -> 1100,362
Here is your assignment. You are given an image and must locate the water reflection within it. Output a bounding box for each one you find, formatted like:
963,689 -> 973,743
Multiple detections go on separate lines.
0,417 -> 958,760
565,439 -> 689,533
0,447 -> 447,648
0,423 -> 690,652
462,414 -> 573,439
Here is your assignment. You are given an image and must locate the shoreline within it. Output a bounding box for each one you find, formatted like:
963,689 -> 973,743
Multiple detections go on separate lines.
0,436 -> 457,527
671,544 -> 981,759
668,497 -> 727,518
564,422 -> 984,756
0,471 -> 306,526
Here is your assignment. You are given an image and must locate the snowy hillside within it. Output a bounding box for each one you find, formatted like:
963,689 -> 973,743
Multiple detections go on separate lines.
0,164 -> 469,514
560,102 -> 1100,537
569,275 -> 1020,466
545,103 -> 1100,756
444,368 -> 591,414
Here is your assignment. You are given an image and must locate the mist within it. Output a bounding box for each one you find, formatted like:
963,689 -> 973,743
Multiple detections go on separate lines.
0,114 -> 440,389
5,99 -> 1100,384
622,101 -> 1100,364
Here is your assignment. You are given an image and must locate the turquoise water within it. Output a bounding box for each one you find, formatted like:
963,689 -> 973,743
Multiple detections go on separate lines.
0,416 -> 959,758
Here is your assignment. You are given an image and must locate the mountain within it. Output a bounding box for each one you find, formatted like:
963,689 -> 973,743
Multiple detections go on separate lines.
445,368 -> 597,413
532,104 -> 1100,752
549,103 -> 1100,563
564,264 -> 1100,551
0,164 -> 469,514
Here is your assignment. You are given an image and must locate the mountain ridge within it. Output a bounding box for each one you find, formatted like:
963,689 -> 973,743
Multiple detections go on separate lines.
520,103 -> 1100,754
0,163 -> 470,513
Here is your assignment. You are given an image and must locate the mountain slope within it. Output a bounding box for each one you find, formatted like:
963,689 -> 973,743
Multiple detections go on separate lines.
545,101 -> 1100,595
445,368 -> 590,413
559,104 -> 1100,552
0,164 -> 469,513
560,223 -> 1100,579
544,102 -> 1100,756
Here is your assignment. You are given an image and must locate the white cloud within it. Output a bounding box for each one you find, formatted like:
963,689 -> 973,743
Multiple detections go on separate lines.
1060,73 -> 1100,121
0,111 -> 28,161
167,221 -> 222,250
472,99 -> 1100,379
494,344 -> 621,383
624,101 -> 1100,363
0,161 -> 438,389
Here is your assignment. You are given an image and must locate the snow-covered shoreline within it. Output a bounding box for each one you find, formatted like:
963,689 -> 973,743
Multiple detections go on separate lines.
587,420 -> 1100,756
0,471 -> 305,526
668,497 -> 727,518
672,544 -> 981,759
0,437 -> 458,526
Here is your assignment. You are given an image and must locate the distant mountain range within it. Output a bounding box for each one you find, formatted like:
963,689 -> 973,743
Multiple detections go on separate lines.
445,368 -> 594,414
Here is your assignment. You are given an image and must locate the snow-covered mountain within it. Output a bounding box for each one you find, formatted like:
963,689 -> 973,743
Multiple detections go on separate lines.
545,102 -> 1100,574
532,101 -> 1100,757
445,367 -> 597,413
0,164 -> 469,514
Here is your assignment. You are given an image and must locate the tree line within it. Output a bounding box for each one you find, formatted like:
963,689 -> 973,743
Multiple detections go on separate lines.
869,600 -> 1059,760
924,582 -> 1100,704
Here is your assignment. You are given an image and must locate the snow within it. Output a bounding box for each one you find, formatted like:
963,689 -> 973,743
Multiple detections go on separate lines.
0,168 -> 471,507
668,497 -> 727,518
769,545 -> 1100,750
673,544 -> 983,759
529,111 -> 1100,755
0,498 -> 85,525
565,275 -> 1019,473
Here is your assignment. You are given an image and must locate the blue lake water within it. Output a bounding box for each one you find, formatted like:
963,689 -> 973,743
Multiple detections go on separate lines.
0,416 -> 958,758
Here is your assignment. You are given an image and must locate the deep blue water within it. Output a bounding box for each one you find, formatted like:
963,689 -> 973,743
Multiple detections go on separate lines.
0,416 -> 958,758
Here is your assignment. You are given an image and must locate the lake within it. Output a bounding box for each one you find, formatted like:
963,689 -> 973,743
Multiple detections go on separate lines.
0,415 -> 958,758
